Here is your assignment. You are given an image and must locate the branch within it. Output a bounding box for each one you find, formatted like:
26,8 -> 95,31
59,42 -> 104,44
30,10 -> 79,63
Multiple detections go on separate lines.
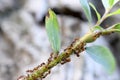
18,27 -> 115,80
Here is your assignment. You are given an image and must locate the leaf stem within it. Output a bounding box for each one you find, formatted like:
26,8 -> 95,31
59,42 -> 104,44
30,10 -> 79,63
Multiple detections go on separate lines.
95,8 -> 112,26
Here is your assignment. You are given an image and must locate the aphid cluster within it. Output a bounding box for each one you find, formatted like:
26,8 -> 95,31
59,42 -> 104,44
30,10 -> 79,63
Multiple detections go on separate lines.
69,38 -> 85,57
17,38 -> 86,80
27,63 -> 46,73
61,42 -> 75,65
61,38 -> 85,65
18,52 -> 57,80
18,62 -> 46,80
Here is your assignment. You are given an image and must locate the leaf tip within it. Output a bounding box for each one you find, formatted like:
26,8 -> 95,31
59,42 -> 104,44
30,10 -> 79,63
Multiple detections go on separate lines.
46,9 -> 51,18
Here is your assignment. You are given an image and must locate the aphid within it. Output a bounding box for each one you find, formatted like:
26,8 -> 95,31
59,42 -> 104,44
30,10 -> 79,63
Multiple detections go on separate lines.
48,58 -> 52,63
70,38 -> 78,47
39,63 -> 45,68
17,75 -> 25,80
70,43 -> 73,47
94,31 -> 102,38
41,63 -> 45,66
64,48 -> 68,52
26,70 -> 34,73
34,66 -> 39,71
47,55 -> 53,64
74,38 -> 79,42
66,57 -> 71,62
61,57 -> 71,65
33,62 -> 46,71
75,51 -> 80,57
61,61 -> 66,65
72,46 -> 82,57
47,60 -> 52,66
42,70 -> 51,78
61,57 -> 66,64
67,46 -> 72,50
80,41 -> 85,46
50,53 -> 54,59
82,46 -> 85,51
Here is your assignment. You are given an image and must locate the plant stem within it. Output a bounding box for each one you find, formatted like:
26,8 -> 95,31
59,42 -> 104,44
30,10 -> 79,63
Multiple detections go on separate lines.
18,28 -> 116,80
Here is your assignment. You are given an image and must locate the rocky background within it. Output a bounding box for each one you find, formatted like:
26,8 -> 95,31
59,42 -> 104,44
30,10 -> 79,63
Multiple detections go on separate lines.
0,0 -> 120,80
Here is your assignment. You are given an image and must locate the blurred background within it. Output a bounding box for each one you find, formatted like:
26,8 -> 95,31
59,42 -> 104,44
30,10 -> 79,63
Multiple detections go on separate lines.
0,0 -> 120,80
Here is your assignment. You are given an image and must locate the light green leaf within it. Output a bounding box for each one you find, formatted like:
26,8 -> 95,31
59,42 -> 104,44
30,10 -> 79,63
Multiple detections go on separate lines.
102,0 -> 119,9
107,9 -> 120,17
80,0 -> 92,23
102,0 -> 111,9
89,3 -> 101,21
86,45 -> 116,74
45,9 -> 61,53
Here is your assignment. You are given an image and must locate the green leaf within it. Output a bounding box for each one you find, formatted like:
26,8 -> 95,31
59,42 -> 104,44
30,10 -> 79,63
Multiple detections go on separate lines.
102,0 -> 111,9
114,0 -> 120,4
89,3 -> 101,21
107,9 -> 120,17
80,0 -> 92,23
111,23 -> 120,29
45,9 -> 61,53
109,23 -> 120,32
86,45 -> 116,74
